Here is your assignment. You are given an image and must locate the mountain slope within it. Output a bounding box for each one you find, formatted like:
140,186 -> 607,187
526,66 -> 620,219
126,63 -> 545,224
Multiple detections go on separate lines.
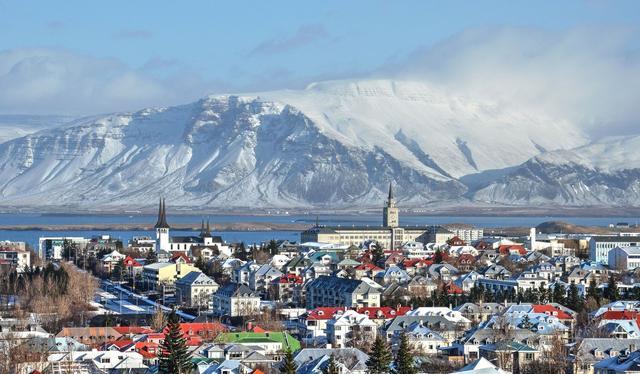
472,136 -> 640,206
259,80 -> 587,178
0,79 -> 590,210
0,114 -> 74,143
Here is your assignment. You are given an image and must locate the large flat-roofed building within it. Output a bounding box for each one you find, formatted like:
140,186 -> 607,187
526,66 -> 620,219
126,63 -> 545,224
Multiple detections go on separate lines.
38,237 -> 90,260
301,184 -> 465,249
608,246 -> 640,270
589,236 -> 640,264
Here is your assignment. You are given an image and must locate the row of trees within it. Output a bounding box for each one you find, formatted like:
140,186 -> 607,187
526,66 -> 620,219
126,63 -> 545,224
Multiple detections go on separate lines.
0,263 -> 97,330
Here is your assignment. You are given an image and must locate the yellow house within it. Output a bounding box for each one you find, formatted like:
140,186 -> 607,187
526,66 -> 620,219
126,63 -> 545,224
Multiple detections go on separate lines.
142,261 -> 199,288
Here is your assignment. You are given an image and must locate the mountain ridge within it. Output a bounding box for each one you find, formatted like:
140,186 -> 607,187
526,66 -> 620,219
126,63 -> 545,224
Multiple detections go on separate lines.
1,78 -> 632,210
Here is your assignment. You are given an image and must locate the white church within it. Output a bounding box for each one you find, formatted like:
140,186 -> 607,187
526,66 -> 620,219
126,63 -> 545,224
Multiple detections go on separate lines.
153,198 -> 231,257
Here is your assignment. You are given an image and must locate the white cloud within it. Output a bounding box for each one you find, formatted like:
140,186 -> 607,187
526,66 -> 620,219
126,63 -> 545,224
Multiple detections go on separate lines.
384,25 -> 640,137
0,48 -> 212,115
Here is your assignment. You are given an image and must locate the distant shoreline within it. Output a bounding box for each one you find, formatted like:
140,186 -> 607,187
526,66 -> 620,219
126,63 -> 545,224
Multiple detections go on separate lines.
1,205 -> 640,218
0,222 -> 310,232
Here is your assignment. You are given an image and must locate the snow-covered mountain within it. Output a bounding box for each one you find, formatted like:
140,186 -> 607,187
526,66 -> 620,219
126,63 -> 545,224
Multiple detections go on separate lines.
0,79 -> 591,210
472,136 -> 640,206
0,115 -> 74,144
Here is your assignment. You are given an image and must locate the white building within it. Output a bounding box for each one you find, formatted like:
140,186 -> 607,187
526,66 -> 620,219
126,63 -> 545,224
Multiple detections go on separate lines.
153,198 -> 230,255
48,351 -> 146,372
589,236 -> 640,264
212,283 -> 260,317
608,246 -> 640,271
326,310 -> 377,348
0,248 -> 30,271
175,271 -> 219,309
38,237 -> 90,260
447,227 -> 484,243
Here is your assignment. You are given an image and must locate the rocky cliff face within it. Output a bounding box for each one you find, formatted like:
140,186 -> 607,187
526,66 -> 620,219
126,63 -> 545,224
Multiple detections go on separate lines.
0,79 -> 605,210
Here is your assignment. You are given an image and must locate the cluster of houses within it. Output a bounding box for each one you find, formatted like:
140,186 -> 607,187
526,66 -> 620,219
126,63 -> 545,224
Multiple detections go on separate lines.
7,195 -> 640,373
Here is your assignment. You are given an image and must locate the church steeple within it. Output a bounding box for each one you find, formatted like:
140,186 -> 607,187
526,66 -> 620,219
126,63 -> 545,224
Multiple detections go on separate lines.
154,197 -> 170,229
199,219 -> 206,237
205,219 -> 212,238
387,182 -> 395,207
383,182 -> 399,228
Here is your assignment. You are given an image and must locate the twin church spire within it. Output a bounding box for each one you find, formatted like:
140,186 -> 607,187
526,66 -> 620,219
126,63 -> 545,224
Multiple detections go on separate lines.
154,197 -> 170,229
154,197 -> 212,237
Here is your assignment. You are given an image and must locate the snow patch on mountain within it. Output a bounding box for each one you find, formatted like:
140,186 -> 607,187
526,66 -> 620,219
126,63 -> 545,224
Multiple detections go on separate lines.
473,135 -> 640,206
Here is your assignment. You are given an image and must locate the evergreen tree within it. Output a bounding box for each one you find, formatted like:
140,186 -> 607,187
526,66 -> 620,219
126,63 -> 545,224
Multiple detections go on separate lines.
538,284 -> 548,304
521,314 -> 533,330
605,274 -> 619,302
434,248 -> 444,264
111,259 -> 126,282
323,354 -> 340,374
393,332 -> 417,374
158,309 -> 192,374
268,239 -> 279,256
372,242 -> 385,267
566,283 -> 582,312
523,288 -> 535,303
234,242 -> 248,261
367,336 -> 392,374
552,283 -> 566,305
194,255 -> 206,271
280,349 -> 298,374
587,276 -> 601,304
146,250 -> 158,264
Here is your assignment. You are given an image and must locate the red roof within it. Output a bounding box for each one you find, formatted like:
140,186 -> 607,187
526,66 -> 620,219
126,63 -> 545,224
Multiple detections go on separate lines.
123,256 -> 143,268
457,253 -> 476,263
305,307 -> 346,320
106,339 -> 134,350
474,241 -> 491,250
356,306 -> 412,319
252,370 -> 267,374
600,310 -> 640,326
498,245 -> 527,256
170,252 -> 192,264
272,274 -> 303,284
170,322 -> 227,337
402,259 -> 433,268
447,236 -> 466,246
354,263 -> 383,272
113,326 -> 153,335
442,282 -> 464,295
532,305 -> 573,320
250,325 -> 268,333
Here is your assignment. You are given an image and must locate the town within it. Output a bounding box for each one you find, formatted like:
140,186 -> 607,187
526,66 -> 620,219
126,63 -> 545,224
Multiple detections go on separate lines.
0,188 -> 639,374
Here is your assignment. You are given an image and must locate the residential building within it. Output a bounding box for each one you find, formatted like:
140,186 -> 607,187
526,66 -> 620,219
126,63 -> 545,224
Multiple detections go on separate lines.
608,246 -> 640,270
0,247 -> 30,271
305,276 -> 381,309
589,236 -> 640,264
175,271 -> 219,309
141,260 -> 199,288
212,283 -> 260,317
326,310 -> 377,348
38,236 -> 89,260
293,348 -> 369,374
478,341 -> 539,374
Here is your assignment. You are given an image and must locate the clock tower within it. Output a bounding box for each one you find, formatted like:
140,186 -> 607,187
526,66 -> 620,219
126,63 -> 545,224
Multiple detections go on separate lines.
383,183 -> 399,228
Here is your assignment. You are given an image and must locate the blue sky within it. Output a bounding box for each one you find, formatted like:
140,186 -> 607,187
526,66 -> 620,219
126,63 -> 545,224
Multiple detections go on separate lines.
1,0 -> 640,127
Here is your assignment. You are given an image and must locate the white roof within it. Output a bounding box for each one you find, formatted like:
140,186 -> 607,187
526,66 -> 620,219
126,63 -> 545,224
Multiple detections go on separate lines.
454,357 -> 511,374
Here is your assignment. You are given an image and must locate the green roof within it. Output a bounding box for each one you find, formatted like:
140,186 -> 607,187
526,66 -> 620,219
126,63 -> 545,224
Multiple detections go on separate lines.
216,332 -> 301,352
